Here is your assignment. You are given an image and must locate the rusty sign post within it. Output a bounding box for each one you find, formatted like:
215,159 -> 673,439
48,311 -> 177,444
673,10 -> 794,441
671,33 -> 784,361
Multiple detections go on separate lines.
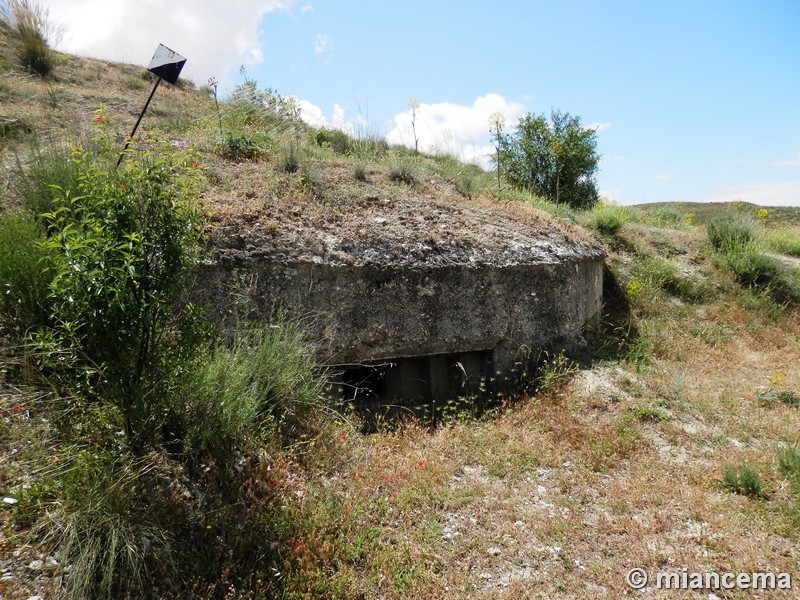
116,43 -> 187,168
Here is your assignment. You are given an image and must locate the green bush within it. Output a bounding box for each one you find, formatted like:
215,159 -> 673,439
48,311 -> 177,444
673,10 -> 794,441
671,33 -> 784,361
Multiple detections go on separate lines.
30,122 -> 206,449
707,211 -> 761,250
776,442 -> 800,490
0,211 -> 50,334
634,256 -> 710,303
220,130 -> 271,160
315,128 -> 353,154
721,464 -> 766,499
582,202 -> 633,236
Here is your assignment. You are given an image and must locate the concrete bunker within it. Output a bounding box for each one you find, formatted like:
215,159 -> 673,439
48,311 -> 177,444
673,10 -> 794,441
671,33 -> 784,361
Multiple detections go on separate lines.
194,193 -> 606,413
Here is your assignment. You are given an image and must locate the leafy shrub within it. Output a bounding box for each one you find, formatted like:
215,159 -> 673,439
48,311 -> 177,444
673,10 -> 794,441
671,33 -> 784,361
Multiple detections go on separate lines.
721,464 -> 766,499
219,130 -> 270,160
315,128 -> 352,154
221,76 -> 299,133
0,211 -> 50,334
30,123 -> 206,449
707,211 -> 761,250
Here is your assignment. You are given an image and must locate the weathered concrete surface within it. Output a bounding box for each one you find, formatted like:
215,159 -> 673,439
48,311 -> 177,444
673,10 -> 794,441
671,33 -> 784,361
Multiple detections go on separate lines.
194,254 -> 604,374
195,171 -> 605,401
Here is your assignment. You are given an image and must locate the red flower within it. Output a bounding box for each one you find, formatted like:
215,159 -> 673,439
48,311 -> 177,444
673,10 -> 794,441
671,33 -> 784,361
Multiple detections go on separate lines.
191,163 -> 199,168
12,404 -> 22,411
338,434 -> 347,442
95,116 -> 103,123
417,461 -> 426,469
119,183 -> 125,189
382,476 -> 392,482
268,479 -> 277,486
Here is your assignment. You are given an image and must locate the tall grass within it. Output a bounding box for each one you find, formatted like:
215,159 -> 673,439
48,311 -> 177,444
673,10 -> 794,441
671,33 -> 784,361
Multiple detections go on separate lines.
0,0 -> 61,76
766,229 -> 800,258
183,318 -> 328,460
0,211 -> 50,334
581,201 -> 634,236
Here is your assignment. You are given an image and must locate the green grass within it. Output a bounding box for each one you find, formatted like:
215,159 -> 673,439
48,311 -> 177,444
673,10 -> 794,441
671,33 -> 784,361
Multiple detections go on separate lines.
766,229 -> 800,258
721,464 -> 766,499
580,201 -> 634,236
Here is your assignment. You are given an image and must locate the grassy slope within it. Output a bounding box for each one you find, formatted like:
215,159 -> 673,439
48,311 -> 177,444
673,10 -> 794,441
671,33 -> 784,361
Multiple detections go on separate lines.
2,54 -> 800,598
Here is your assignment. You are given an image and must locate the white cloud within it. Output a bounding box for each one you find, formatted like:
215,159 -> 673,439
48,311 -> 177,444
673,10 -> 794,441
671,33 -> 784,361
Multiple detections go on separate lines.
300,4 -> 314,13
49,0 -> 295,87
691,181 -> 800,207
654,173 -> 671,181
587,122 -> 612,133
386,94 -> 526,168
294,99 -> 353,135
313,33 -> 330,57
770,153 -> 800,167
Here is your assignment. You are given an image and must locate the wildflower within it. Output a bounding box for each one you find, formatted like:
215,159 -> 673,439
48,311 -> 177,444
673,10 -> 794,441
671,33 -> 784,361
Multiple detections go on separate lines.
95,116 -> 103,123
268,479 -> 277,486
12,404 -> 22,411
119,183 -> 125,189
206,525 -> 212,529
382,476 -> 392,482
338,434 -> 347,442
191,163 -> 199,168
417,461 -> 426,469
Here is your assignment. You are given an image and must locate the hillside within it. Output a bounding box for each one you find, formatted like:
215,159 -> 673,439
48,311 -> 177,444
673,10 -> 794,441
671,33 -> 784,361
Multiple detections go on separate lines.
2,48 -> 800,600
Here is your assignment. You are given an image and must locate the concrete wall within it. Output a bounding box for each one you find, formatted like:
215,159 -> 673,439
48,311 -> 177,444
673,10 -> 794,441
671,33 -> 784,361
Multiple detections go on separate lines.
192,253 -> 604,400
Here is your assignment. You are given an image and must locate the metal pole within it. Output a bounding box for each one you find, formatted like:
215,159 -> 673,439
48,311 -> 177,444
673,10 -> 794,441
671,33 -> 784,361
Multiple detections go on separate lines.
116,76 -> 162,168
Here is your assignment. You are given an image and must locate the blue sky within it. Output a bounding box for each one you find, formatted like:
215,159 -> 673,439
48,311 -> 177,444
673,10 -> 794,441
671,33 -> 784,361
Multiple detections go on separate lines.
52,1 -> 800,206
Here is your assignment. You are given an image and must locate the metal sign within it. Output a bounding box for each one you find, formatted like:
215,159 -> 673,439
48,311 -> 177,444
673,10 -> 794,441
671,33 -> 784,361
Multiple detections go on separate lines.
116,44 -> 187,167
147,43 -> 186,85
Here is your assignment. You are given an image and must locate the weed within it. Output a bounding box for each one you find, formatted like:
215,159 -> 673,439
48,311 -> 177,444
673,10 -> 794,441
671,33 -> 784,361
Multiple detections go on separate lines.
721,464 -> 766,499
756,389 -> 800,407
389,156 -> 419,185
353,161 -> 367,182
625,403 -> 670,422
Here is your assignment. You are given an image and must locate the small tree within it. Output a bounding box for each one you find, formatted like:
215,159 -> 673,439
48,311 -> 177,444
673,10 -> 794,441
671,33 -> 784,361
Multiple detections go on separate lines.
489,112 -> 505,193
498,109 -> 600,209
